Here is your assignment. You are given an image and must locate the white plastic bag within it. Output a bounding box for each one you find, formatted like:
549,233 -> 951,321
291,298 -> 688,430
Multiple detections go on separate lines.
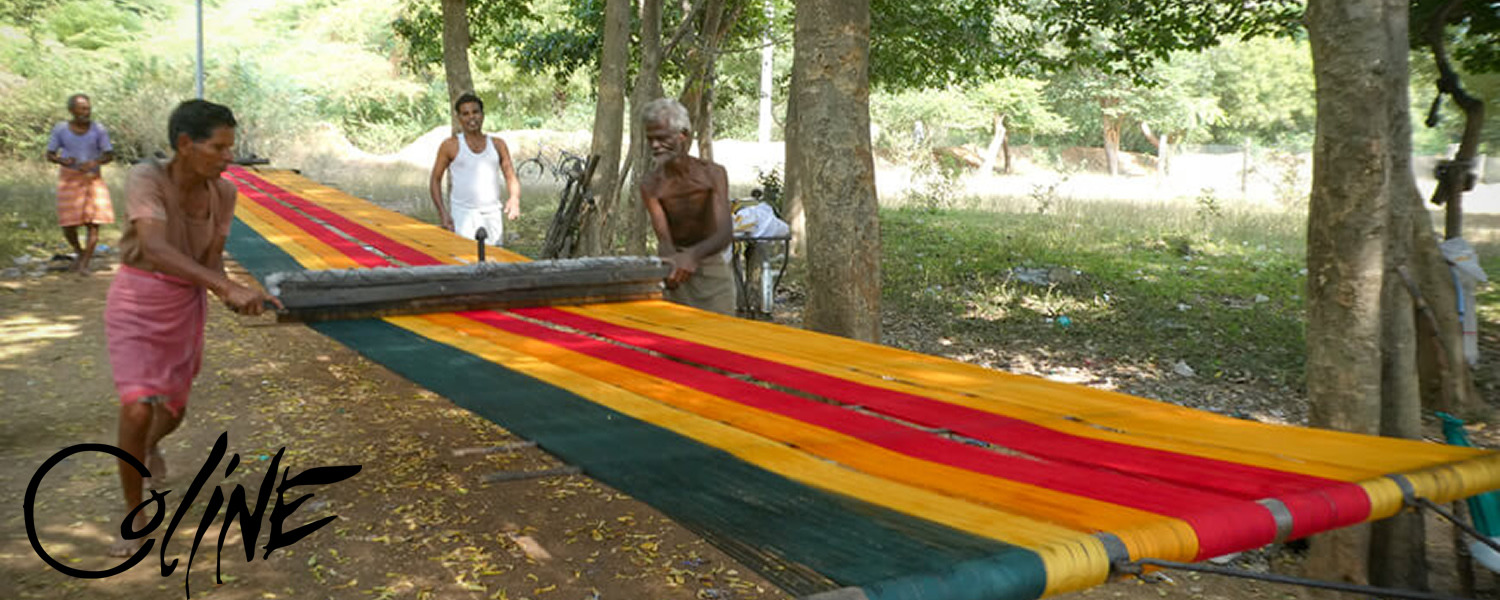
733,201 -> 790,239
1440,237 -> 1488,366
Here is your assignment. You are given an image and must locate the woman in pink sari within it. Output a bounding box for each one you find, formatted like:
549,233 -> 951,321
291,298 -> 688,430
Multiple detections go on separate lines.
104,100 -> 280,556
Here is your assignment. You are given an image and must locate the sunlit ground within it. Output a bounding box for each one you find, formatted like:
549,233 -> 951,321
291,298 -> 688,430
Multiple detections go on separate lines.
0,314 -> 85,363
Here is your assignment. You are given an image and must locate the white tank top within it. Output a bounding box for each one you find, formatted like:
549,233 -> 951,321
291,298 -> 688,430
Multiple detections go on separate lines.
449,133 -> 500,210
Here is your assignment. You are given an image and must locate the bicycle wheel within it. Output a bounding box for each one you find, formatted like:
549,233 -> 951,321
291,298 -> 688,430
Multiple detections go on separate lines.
516,157 -> 547,180
556,154 -> 587,181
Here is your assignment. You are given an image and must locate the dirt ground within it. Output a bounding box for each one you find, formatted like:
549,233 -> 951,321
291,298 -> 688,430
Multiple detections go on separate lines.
1,252 -> 1497,600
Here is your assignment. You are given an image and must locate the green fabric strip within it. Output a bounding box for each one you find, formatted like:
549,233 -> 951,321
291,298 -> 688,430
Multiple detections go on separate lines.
225,218 -> 1048,600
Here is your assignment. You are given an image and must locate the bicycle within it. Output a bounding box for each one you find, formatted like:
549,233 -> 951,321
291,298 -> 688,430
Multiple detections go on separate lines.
515,147 -> 552,181
516,148 -> 588,182
554,150 -> 587,181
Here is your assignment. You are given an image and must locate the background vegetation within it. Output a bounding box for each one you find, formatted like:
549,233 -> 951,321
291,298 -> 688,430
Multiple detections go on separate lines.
0,0 -> 1494,161
0,0 -> 1495,396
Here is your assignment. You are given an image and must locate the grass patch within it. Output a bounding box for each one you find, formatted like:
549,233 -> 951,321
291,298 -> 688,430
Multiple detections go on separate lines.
879,197 -> 1309,385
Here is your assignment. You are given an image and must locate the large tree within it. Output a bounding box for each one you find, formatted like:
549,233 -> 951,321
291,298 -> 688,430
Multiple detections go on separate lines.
392,0 -> 534,129
440,0 -> 475,133
1300,0 -> 1500,588
789,0 -> 879,341
577,0 -> 631,256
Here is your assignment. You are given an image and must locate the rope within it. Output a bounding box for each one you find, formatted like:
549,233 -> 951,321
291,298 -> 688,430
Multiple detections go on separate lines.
1117,558 -> 1471,600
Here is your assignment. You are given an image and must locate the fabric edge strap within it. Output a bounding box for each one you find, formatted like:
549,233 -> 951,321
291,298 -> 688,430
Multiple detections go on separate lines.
1255,498 -> 1296,543
800,588 -> 871,600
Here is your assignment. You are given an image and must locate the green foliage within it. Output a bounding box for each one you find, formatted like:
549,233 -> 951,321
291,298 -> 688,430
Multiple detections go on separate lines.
392,0 -> 537,72
904,153 -> 966,212
1194,187 -> 1221,222
0,0 -> 59,32
1024,0 -> 1305,77
42,0 -> 147,49
868,0 -> 1015,89
1411,0 -> 1500,75
1203,37 -> 1315,146
963,78 -> 1066,136
870,88 -> 981,157
95,53 -> 187,160
503,0 -> 601,82
1128,53 -> 1221,141
0,28 -> 116,157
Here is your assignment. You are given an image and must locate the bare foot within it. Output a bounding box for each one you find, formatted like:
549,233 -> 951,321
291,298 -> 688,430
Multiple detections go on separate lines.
107,513 -> 150,557
143,447 -> 167,490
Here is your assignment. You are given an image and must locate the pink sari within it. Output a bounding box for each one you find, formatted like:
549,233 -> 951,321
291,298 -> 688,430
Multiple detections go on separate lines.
104,265 -> 207,416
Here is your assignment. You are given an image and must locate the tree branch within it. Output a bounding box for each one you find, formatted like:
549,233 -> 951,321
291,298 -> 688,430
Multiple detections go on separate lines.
1424,0 -> 1486,237
663,0 -> 708,60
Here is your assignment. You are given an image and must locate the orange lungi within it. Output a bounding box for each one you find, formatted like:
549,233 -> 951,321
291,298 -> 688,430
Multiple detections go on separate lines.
56,168 -> 114,227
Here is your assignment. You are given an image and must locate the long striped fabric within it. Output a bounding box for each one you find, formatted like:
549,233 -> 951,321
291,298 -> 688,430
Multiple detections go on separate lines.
221,166 -> 1500,600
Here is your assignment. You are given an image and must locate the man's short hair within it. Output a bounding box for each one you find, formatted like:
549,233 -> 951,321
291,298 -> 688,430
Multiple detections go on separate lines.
454,92 -> 483,113
67,94 -> 89,109
642,98 -> 691,134
167,100 -> 236,149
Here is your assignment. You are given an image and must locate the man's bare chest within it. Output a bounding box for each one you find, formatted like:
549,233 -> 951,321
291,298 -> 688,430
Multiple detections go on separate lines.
655,173 -> 714,208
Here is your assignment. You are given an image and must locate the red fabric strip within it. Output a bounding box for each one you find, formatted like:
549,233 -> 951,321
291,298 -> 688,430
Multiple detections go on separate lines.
460,309 -> 1281,558
229,176 -> 389,268
227,167 -> 442,267
223,169 -> 1348,555
515,307 -> 1372,546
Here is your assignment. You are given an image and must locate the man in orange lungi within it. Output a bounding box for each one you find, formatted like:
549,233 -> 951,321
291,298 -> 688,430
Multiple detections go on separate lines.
45,93 -> 115,273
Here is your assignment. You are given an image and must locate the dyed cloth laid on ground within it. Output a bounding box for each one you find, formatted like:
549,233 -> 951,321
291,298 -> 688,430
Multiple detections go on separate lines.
220,166 -> 1500,600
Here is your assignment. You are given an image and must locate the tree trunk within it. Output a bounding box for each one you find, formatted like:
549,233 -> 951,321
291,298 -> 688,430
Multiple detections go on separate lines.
979,114 -> 1006,175
1412,0 -> 1485,417
619,0 -> 666,256
757,0 -> 774,144
1140,122 -> 1171,178
790,0 -> 879,342
1100,99 -> 1122,176
1304,0 -> 1429,589
678,0 -> 729,163
783,65 -> 805,258
1412,219 -> 1482,415
1002,135 -> 1012,174
1373,50 -> 1426,589
578,0 -> 631,257
440,0 -> 475,135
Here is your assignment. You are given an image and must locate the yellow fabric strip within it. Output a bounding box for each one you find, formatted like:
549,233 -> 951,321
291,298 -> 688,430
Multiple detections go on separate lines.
422,311 -> 1200,564
251,169 -> 527,265
234,193 -> 355,270
390,313 -> 1117,596
231,169 -> 1500,592
570,301 -> 1488,482
233,176 -> 1142,566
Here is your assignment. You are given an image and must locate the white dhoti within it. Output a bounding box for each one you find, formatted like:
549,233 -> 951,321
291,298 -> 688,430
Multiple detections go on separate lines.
448,132 -> 508,247
453,204 -> 505,246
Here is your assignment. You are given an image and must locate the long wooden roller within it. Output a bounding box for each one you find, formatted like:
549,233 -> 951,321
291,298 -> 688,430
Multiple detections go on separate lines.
266,256 -> 672,323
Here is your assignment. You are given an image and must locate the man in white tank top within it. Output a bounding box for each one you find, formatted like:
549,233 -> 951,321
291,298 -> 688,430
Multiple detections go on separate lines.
428,92 -> 521,246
